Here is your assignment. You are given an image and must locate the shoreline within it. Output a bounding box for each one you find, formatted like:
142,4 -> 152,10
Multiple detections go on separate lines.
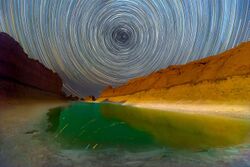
94,98 -> 250,119
125,102 -> 250,119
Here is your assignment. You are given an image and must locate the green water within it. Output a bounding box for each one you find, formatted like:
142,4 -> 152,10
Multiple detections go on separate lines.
47,103 -> 156,149
47,102 -> 250,150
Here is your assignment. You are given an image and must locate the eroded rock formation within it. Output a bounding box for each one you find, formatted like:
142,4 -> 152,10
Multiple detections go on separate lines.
100,41 -> 250,98
0,32 -> 63,98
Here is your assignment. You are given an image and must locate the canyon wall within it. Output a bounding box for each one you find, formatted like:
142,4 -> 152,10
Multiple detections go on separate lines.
0,32 -> 63,98
100,41 -> 250,98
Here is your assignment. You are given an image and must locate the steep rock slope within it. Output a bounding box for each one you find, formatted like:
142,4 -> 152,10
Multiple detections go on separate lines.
0,32 -> 63,98
100,41 -> 250,98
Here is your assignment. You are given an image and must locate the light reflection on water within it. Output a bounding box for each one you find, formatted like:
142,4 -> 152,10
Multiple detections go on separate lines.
47,102 -> 250,150
44,102 -> 250,166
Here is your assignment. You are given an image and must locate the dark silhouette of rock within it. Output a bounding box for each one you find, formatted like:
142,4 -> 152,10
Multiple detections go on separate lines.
66,95 -> 79,101
84,96 -> 96,101
0,32 -> 63,98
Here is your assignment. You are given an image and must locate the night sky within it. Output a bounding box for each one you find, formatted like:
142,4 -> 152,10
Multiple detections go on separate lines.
0,0 -> 249,97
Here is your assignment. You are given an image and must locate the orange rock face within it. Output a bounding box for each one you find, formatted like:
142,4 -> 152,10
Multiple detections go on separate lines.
100,41 -> 250,97
0,32 -> 63,98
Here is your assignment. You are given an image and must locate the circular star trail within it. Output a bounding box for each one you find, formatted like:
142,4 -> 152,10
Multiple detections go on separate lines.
0,0 -> 249,96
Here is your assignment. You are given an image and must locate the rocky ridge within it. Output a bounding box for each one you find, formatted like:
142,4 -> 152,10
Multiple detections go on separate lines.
0,32 -> 63,99
100,41 -> 250,98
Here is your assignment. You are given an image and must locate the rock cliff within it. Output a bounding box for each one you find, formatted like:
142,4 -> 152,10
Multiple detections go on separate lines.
100,41 -> 250,98
0,32 -> 63,98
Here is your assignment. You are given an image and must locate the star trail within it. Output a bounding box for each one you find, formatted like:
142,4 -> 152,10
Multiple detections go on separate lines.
0,0 -> 249,97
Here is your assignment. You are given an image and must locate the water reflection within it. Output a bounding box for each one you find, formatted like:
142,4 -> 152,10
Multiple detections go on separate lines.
47,102 -> 250,150
101,103 -> 250,149
47,103 -> 156,150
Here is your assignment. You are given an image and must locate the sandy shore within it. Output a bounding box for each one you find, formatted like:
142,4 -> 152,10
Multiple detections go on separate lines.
97,94 -> 250,119
127,102 -> 250,119
0,99 -> 69,167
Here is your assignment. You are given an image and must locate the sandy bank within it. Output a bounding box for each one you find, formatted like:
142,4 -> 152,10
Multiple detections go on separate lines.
121,102 -> 250,119
0,99 -> 69,167
96,98 -> 250,119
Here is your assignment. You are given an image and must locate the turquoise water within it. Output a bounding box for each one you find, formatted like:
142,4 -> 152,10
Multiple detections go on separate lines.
47,102 -> 250,149
45,102 -> 250,166
47,103 -> 156,150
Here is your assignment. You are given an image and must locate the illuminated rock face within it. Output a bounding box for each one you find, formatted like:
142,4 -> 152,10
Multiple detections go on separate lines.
0,32 -> 63,97
100,41 -> 250,97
